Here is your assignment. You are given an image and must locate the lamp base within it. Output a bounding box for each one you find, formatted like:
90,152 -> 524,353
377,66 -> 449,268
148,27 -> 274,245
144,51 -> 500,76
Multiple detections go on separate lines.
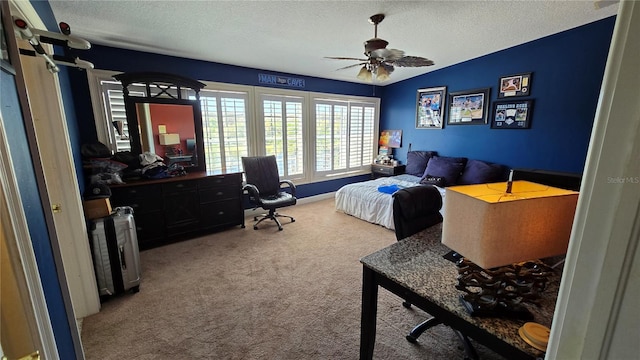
454,258 -> 553,320
459,296 -> 533,320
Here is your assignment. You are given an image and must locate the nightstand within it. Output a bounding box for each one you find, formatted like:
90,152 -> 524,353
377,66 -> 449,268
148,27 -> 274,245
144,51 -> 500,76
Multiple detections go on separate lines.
371,164 -> 406,179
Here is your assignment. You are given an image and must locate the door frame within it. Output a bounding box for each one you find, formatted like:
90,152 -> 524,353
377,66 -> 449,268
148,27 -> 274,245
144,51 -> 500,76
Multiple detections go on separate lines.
0,113 -> 58,359
3,0 -> 84,358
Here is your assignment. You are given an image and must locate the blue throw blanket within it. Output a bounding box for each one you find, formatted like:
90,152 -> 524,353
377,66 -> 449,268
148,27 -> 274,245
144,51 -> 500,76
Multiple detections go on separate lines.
377,184 -> 403,194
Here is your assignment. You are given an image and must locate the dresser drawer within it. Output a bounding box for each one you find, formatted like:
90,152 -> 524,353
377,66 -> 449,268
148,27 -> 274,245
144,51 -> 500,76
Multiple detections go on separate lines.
110,193 -> 163,214
162,180 -> 198,193
111,184 -> 162,200
133,212 -> 166,248
200,199 -> 242,227
199,186 -> 240,203
198,173 -> 242,189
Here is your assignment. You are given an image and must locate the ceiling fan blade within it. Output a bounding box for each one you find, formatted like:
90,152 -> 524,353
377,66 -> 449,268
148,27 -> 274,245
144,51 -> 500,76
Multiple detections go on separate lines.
370,48 -> 404,61
335,62 -> 367,71
325,56 -> 369,61
391,56 -> 435,67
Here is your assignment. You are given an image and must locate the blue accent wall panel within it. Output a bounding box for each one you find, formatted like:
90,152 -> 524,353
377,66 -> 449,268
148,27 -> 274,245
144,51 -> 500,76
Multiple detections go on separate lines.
379,17 -> 615,174
1,67 -> 75,360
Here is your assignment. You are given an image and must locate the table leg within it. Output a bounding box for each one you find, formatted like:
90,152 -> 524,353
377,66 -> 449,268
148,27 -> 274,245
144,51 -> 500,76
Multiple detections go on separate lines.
360,266 -> 378,360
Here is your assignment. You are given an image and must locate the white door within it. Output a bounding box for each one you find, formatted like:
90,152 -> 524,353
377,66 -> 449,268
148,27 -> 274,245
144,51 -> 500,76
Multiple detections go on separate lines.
10,1 -> 100,319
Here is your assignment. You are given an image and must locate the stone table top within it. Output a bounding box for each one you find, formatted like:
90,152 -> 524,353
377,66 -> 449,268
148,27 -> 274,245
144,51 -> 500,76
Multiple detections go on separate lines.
360,222 -> 559,359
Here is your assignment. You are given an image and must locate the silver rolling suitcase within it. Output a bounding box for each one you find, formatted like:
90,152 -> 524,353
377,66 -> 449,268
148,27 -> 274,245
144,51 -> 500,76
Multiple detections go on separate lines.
89,206 -> 141,298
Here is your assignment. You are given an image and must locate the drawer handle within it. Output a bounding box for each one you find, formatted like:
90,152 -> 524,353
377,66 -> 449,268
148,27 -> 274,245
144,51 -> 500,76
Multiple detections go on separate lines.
216,191 -> 223,196
176,184 -> 184,188
218,211 -> 225,215
136,226 -> 143,231
130,203 -> 139,209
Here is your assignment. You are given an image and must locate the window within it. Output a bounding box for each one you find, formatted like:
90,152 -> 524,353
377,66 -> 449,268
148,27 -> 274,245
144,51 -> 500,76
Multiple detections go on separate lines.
88,70 -> 379,184
256,91 -> 305,179
97,80 -> 135,152
312,98 -> 377,178
194,87 -> 250,174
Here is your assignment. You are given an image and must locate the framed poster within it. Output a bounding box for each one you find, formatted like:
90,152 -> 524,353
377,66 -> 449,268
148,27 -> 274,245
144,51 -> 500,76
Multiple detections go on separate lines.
491,100 -> 533,129
416,86 -> 446,129
498,72 -> 532,98
379,129 -> 402,148
447,88 -> 491,125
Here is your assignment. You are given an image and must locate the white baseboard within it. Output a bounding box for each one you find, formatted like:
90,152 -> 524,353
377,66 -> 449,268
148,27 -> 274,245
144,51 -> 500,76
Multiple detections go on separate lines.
243,192 -> 335,218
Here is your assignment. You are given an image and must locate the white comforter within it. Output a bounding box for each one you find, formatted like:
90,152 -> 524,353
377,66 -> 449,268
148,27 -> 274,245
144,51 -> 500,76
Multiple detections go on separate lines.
335,174 -> 446,230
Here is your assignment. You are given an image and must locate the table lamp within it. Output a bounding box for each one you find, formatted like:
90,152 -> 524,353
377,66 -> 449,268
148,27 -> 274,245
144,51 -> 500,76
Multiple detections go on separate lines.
159,133 -> 180,155
441,179 -> 579,319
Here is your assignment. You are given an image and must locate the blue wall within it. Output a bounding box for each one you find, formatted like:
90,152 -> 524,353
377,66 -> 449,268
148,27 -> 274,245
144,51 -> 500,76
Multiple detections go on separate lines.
379,17 -> 615,174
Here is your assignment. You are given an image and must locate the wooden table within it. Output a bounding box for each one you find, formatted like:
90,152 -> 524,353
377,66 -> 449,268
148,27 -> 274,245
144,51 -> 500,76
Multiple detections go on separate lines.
359,223 -> 558,360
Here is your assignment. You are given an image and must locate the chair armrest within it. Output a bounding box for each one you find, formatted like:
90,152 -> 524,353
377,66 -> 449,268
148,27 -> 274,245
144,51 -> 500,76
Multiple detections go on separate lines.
279,180 -> 296,196
243,184 -> 260,198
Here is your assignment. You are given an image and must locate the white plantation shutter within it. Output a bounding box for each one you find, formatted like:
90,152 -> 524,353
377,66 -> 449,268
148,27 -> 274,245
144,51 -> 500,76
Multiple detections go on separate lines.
350,103 -> 375,168
313,99 -> 377,177
260,94 -> 305,179
100,80 -> 156,152
196,89 -> 249,174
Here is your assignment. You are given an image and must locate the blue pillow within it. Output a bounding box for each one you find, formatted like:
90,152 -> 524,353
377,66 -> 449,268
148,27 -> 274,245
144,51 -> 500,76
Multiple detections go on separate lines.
458,159 -> 504,185
405,151 -> 438,176
421,156 -> 467,187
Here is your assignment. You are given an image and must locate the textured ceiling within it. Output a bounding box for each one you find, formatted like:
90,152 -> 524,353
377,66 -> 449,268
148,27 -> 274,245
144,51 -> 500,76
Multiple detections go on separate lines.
47,0 -> 618,85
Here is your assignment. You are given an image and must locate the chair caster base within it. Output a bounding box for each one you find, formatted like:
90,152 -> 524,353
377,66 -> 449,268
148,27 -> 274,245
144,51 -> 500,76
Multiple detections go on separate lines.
406,334 -> 418,343
253,226 -> 258,230
402,301 -> 411,308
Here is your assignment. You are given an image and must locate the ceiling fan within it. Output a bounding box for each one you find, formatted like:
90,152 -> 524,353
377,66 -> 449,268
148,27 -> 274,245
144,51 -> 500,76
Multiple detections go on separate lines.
326,13 -> 434,82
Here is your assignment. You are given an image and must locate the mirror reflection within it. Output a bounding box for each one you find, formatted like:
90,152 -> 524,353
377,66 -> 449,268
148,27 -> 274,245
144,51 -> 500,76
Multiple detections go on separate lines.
134,102 -> 198,168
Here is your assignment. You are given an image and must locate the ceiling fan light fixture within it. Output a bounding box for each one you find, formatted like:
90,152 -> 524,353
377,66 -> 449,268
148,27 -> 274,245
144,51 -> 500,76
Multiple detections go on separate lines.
357,66 -> 373,82
376,66 -> 390,82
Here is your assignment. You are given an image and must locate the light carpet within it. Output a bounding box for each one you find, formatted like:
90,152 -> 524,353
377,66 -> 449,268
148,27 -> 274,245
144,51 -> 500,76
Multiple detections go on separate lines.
80,198 -> 505,359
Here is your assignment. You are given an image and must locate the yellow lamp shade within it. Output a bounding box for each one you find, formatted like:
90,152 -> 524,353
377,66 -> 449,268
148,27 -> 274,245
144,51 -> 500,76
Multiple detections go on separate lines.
159,133 -> 180,145
442,181 -> 579,269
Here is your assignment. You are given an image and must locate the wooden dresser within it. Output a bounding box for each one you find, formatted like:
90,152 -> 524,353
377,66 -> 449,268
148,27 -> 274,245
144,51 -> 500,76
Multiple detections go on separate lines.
109,171 -> 244,250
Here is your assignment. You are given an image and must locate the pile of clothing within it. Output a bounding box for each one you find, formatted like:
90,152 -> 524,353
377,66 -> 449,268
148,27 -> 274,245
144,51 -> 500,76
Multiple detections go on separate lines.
139,152 -> 170,179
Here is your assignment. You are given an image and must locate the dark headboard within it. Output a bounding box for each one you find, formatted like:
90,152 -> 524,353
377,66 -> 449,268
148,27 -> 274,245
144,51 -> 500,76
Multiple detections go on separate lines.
513,168 -> 582,191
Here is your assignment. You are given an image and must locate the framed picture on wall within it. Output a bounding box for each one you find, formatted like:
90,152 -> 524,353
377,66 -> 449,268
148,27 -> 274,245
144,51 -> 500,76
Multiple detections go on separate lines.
379,129 -> 402,148
447,88 -> 491,125
415,86 -> 446,129
491,99 -> 533,129
498,72 -> 532,98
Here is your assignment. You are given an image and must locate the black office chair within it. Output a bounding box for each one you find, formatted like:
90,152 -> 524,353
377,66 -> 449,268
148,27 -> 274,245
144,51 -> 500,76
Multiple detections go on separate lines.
242,155 -> 297,231
392,186 -> 478,360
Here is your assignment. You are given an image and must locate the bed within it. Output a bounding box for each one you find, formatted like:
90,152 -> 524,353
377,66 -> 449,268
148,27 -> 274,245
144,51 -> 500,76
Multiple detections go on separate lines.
335,150 -> 507,230
335,174 -> 445,230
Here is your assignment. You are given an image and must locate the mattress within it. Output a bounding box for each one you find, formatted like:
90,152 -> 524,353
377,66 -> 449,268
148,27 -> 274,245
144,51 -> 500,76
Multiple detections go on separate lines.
335,174 -> 446,230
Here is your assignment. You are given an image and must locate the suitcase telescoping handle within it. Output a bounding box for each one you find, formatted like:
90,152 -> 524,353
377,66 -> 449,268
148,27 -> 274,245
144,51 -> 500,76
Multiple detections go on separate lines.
119,245 -> 127,270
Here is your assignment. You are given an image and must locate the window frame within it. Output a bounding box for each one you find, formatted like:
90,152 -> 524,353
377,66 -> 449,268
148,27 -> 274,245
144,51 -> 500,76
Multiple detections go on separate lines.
309,92 -> 380,181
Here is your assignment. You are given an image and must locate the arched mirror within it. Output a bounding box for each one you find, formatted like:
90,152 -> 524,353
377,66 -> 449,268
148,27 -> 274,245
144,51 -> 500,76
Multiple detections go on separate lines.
113,72 -> 206,172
